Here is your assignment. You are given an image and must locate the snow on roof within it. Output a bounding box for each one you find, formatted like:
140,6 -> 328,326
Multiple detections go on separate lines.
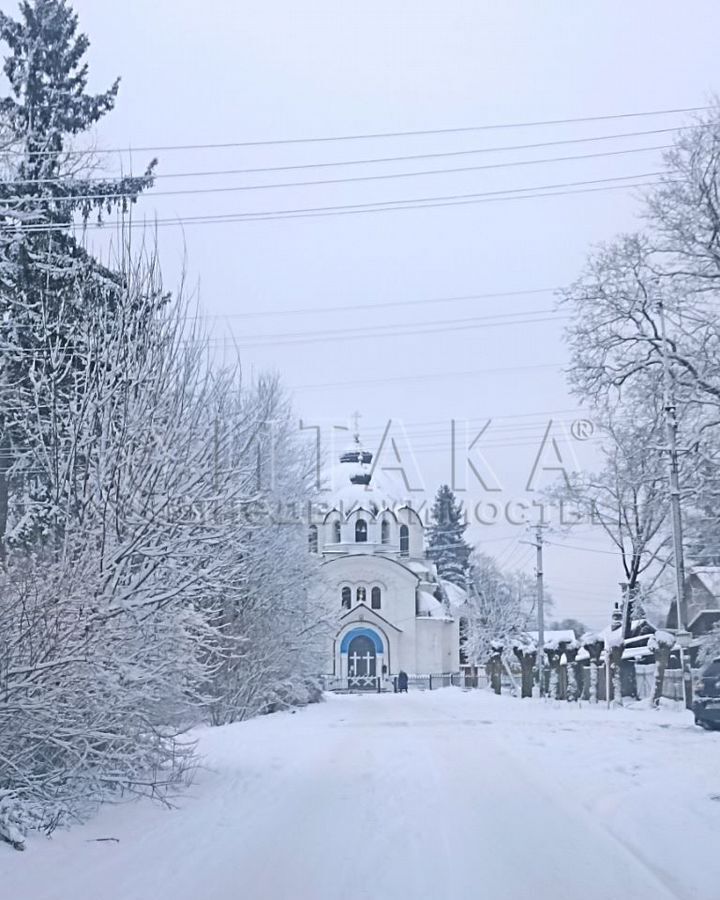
623,645 -> 654,660
417,585 -> 443,616
599,625 -> 624,647
439,579 -> 467,609
323,461 -> 414,511
688,567 -> 720,603
527,629 -> 576,648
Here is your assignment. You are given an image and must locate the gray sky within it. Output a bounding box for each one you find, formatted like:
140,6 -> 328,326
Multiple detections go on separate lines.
65,0 -> 720,628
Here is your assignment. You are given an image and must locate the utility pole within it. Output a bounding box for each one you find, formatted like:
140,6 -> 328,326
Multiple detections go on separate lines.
657,299 -> 693,709
522,523 -> 546,697
535,524 -> 546,698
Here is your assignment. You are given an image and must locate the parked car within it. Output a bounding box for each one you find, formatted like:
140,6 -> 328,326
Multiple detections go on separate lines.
693,657 -> 720,731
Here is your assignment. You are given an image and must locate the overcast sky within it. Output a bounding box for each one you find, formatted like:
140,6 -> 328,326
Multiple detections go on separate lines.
57,0 -> 720,627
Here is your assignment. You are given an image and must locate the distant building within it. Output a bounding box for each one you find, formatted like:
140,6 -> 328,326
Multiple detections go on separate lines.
667,567 -> 720,637
314,433 -> 462,689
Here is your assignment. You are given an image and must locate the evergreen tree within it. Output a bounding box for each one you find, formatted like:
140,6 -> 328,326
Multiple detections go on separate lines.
427,484 -> 472,585
0,0 -> 156,549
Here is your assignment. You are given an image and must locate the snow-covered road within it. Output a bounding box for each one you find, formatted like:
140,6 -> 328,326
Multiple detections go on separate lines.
4,689 -> 719,900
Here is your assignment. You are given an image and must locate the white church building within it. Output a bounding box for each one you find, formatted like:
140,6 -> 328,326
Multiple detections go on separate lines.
313,435 -> 462,690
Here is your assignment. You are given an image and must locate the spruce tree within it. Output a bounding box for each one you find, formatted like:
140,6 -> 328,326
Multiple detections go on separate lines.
427,484 -> 472,586
0,0 -> 156,548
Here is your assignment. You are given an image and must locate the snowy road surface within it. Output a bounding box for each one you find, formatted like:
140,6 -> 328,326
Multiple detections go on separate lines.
4,689 -> 720,900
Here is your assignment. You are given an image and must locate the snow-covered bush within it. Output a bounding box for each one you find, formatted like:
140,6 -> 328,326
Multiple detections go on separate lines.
0,254 -> 327,844
0,0 -> 331,847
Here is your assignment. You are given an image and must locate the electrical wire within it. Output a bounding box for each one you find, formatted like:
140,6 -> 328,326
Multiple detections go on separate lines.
0,309 -> 567,356
1,124 -> 700,187
0,173 -> 663,233
291,362 -> 563,392
2,103 -> 708,156
1,146 -> 671,201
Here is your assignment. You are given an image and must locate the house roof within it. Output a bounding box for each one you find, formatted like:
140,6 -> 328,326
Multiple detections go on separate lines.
527,629 -> 576,647
417,585 -> 444,616
688,568 -> 720,605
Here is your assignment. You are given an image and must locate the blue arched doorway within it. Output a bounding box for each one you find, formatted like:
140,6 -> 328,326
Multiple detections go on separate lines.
341,627 -> 383,690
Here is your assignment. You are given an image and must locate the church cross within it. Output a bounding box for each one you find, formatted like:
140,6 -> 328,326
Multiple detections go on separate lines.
363,651 -> 373,672
349,651 -> 361,675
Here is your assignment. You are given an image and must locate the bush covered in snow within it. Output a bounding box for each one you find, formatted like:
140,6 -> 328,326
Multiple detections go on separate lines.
0,1 -> 329,848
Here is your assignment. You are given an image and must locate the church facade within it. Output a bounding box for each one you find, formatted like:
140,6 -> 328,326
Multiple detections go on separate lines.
313,437 -> 462,690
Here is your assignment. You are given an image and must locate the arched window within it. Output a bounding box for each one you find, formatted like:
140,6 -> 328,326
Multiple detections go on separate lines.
399,524 -> 409,556
341,587 -> 351,609
333,520 -> 341,543
371,586 -> 381,609
308,524 -> 318,553
356,586 -> 366,604
355,518 -> 368,543
381,519 -> 390,544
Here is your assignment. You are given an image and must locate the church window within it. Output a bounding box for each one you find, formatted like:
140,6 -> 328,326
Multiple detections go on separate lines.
381,519 -> 390,544
355,518 -> 368,543
371,587 -> 381,609
308,525 -> 318,553
399,524 -> 409,556
341,587 -> 351,609
333,520 -> 341,542
356,586 -> 366,604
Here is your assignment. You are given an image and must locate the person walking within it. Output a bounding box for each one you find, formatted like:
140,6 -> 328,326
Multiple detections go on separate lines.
397,670 -> 408,693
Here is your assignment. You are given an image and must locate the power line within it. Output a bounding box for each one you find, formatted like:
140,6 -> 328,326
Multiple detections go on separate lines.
0,173 -> 663,233
231,307 -> 561,345
326,407 -> 587,430
493,538 -> 522,569
199,286 -> 560,322
225,313 -> 568,350
359,417 -> 592,442
1,125 -> 697,187
0,284 -> 559,330
410,434 -> 601,453
0,271 -> 583,327
1,145 -> 671,201
0,310 -> 567,357
291,361 -> 564,392
546,540 -> 620,556
3,103 -> 708,157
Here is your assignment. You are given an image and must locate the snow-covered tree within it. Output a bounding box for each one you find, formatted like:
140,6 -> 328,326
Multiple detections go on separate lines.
427,484 -> 471,585
0,0 -> 155,549
0,241 -> 327,847
563,107 -> 720,589
0,1 -> 328,852
462,551 -> 538,664
548,393 -> 675,612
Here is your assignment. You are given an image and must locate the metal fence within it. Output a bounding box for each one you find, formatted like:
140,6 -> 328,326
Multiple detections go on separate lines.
634,665 -> 685,702
321,672 -> 489,693
323,664 -> 688,700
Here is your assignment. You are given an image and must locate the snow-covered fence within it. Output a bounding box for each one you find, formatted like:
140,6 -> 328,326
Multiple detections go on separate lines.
634,665 -> 686,702
321,672 -> 489,692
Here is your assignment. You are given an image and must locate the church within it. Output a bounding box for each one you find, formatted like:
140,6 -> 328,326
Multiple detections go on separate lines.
313,433 -> 463,690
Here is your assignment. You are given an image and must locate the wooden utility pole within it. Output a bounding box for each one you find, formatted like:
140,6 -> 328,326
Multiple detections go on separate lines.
522,523 -> 547,696
657,299 -> 693,709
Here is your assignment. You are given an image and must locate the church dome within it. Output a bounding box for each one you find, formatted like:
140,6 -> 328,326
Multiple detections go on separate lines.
326,428 -> 411,512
